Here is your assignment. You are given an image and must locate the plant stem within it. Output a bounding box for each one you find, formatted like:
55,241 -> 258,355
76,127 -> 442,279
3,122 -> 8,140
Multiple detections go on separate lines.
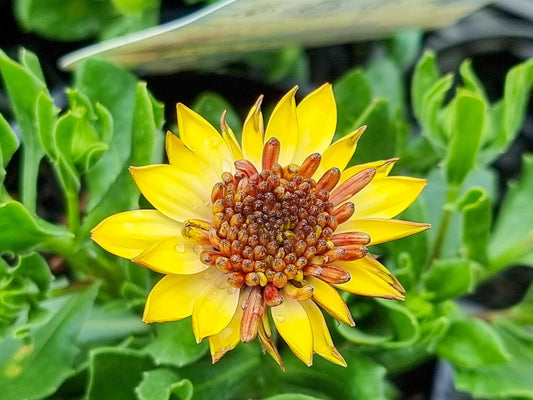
66,190 -> 80,233
426,183 -> 460,268
20,145 -> 40,212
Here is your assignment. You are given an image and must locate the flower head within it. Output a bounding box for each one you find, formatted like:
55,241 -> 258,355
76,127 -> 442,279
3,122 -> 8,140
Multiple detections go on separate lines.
92,84 -> 429,369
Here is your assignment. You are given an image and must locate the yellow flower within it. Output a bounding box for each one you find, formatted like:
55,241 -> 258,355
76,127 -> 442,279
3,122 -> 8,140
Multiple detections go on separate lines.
91,84 -> 429,369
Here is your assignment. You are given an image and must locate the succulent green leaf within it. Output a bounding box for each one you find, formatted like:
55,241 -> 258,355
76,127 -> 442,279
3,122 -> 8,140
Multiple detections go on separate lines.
454,321 -> 533,399
0,284 -> 98,400
87,347 -> 154,400
0,201 -> 73,254
333,69 -> 372,138
136,369 -> 193,400
445,93 -> 485,185
490,155 -> 533,272
437,318 -> 509,369
458,187 -> 491,265
423,258 -> 477,301
74,58 -> 139,210
0,113 -> 19,167
338,298 -> 419,348
144,319 -> 208,368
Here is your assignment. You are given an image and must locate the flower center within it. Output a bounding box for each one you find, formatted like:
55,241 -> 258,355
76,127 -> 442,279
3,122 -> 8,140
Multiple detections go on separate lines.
187,138 -> 374,305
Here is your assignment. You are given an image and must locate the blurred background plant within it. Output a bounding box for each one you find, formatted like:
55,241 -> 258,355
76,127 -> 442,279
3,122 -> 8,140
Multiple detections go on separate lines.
1,1 -> 533,399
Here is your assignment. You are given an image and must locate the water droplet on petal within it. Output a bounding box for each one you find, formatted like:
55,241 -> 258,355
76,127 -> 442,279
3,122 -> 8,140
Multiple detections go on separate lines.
205,136 -> 219,148
175,243 -> 185,253
202,271 -> 212,280
227,287 -> 237,295
216,279 -> 228,289
275,314 -> 285,323
193,245 -> 203,255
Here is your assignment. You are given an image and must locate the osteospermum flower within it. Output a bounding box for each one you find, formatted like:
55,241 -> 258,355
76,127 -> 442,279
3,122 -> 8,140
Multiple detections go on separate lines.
92,84 -> 429,369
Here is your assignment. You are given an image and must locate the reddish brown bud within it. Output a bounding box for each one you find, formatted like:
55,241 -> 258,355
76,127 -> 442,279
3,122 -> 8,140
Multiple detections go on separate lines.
303,264 -> 351,284
235,159 -> 259,177
331,202 -> 355,224
299,153 -> 321,179
264,283 -> 284,306
330,168 -> 376,206
330,231 -> 371,246
316,167 -> 341,192
262,137 -> 281,171
240,286 -> 264,343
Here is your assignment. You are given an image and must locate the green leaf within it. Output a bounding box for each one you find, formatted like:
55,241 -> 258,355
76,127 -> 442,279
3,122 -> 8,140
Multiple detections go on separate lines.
14,0 -> 116,40
144,319 -> 207,368
78,300 -> 149,344
263,395 -> 325,400
0,284 -> 98,400
411,51 -> 440,123
366,56 -> 404,116
338,298 -> 419,348
349,99 -> 397,165
454,320 -> 533,399
333,69 -> 372,138
87,347 -> 154,400
445,93 -> 485,185
459,60 -> 487,101
490,155 -> 533,272
136,369 -> 193,400
74,58 -> 139,211
274,348 -> 390,400
0,201 -> 73,254
437,318 -> 509,369
179,345 -> 262,400
0,253 -> 53,334
80,81 -> 163,238
423,258 -> 477,301
0,49 -> 49,210
244,47 -> 310,84
458,187 -> 491,265
0,113 -> 19,167
192,92 -> 242,139
387,29 -> 422,69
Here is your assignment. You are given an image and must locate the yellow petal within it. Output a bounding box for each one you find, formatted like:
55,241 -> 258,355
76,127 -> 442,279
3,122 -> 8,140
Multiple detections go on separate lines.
91,210 -> 180,259
143,270 -> 216,322
307,276 -> 354,326
340,218 -> 430,245
264,86 -> 299,166
220,111 -> 243,161
314,126 -> 365,179
292,83 -> 336,165
177,103 -> 234,176
340,158 -> 398,184
271,292 -> 313,366
192,275 -> 240,342
133,237 -> 209,275
242,96 -> 264,170
209,293 -> 245,363
301,299 -> 346,367
130,164 -> 211,222
258,314 -> 284,370
351,176 -> 426,219
165,131 -> 220,187
335,256 -> 404,300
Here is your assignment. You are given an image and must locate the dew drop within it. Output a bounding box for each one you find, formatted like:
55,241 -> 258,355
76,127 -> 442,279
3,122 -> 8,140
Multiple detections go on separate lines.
227,286 -> 237,295
216,279 -> 228,289
202,271 -> 212,280
192,204 -> 198,210
275,314 -> 286,323
175,243 -> 185,253
193,244 -> 203,255
207,291 -> 218,301
205,136 -> 219,148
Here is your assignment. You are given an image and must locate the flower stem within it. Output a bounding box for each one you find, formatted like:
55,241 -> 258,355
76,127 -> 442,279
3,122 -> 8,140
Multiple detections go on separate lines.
66,190 -> 80,233
20,146 -> 39,212
426,183 -> 460,268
